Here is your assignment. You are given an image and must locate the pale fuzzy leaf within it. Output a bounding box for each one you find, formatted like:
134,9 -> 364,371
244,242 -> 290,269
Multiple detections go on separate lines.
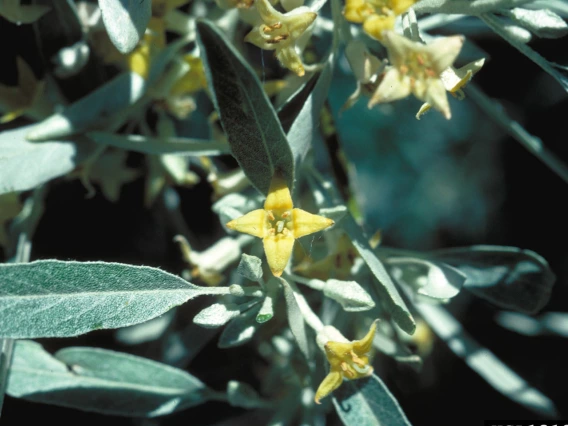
278,64 -> 333,174
8,340 -> 209,417
431,246 -> 555,314
193,302 -> 241,328
279,278 -> 311,359
342,215 -> 415,334
0,260 -> 230,339
196,20 -> 294,195
218,303 -> 262,348
227,380 -> 266,409
323,279 -> 375,312
115,311 -> 175,345
26,72 -> 146,141
98,0 -> 152,53
237,254 -> 264,282
387,257 -> 465,301
508,8 -> 568,38
0,125 -> 96,196
88,132 -> 231,156
416,302 -> 558,417
333,374 -> 413,426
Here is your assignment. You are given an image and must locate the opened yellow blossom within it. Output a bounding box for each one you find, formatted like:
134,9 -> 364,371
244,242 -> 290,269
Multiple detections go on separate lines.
226,176 -> 334,277
344,0 -> 415,41
315,320 -> 378,403
244,0 -> 317,76
369,31 -> 465,119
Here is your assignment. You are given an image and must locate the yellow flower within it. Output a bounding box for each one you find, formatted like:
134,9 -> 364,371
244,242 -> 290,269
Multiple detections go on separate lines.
369,31 -> 465,119
226,176 -> 334,277
416,58 -> 485,119
344,0 -> 415,41
314,321 -> 378,404
244,0 -> 317,76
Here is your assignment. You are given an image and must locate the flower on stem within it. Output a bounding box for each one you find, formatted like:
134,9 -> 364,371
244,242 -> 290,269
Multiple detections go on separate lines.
226,176 -> 334,277
369,30 -> 465,119
314,320 -> 378,404
343,0 -> 415,41
244,0 -> 317,76
0,57 -> 44,124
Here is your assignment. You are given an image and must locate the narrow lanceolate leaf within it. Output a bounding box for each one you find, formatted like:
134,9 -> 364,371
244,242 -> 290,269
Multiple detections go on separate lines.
431,246 -> 555,314
8,341 -> 210,417
323,279 -> 375,312
342,215 -> 416,335
196,20 -> 294,195
88,132 -> 231,156
278,63 -> 333,173
0,125 -> 96,195
416,303 -> 558,417
279,278 -> 311,360
26,72 -> 146,141
507,8 -> 568,38
98,0 -> 152,54
333,374 -> 413,426
0,260 -> 231,339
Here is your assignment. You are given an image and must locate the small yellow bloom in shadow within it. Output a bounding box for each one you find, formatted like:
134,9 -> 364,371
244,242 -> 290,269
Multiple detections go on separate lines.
244,0 -> 317,76
344,0 -> 415,41
0,57 -> 44,123
226,176 -> 334,277
314,320 -> 378,404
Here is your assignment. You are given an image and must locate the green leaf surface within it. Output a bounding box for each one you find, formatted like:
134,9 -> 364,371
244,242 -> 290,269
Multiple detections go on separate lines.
26,72 -> 146,141
431,246 -> 554,314
0,125 -> 96,195
342,215 -> 416,334
99,0 -> 152,54
218,303 -> 262,348
196,20 -> 294,195
0,260 -> 230,338
7,341 -> 209,417
88,132 -> 231,156
416,302 -> 557,417
333,374 -> 412,426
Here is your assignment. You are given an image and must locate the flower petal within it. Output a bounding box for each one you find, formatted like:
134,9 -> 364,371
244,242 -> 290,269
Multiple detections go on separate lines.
254,0 -> 284,23
314,371 -> 343,404
226,209 -> 268,238
424,78 -> 451,119
264,176 -> 294,211
244,29 -> 278,50
440,58 -> 485,92
368,67 -> 411,107
263,233 -> 295,276
275,46 -> 306,77
352,320 -> 378,354
363,14 -> 396,41
426,35 -> 464,74
292,208 -> 334,239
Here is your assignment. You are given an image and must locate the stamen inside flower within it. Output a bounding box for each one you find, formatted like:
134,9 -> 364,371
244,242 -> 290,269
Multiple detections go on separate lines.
260,22 -> 291,44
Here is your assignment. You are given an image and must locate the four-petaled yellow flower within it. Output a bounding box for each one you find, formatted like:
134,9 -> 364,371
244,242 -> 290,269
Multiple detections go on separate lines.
244,0 -> 317,76
226,176 -> 334,277
315,320 -> 378,404
369,30 -> 465,119
344,0 -> 415,41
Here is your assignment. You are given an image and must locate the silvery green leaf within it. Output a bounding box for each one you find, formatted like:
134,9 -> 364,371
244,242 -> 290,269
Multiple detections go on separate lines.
227,380 -> 267,409
318,205 -> 347,224
496,311 -> 568,338
194,302 -> 241,328
333,374 -> 412,426
87,132 -> 231,156
196,20 -> 294,195
507,8 -> 568,38
218,303 -> 262,348
431,246 -> 554,314
386,257 -> 465,301
26,72 -> 146,141
8,341 -> 209,417
278,64 -> 333,174
237,254 -> 264,282
115,311 -> 175,345
0,260 -> 232,339
416,302 -> 557,416
279,278 -> 311,359
323,279 -> 375,312
342,215 -> 415,334
0,126 -> 96,195
98,0 -> 152,54
256,277 -> 279,323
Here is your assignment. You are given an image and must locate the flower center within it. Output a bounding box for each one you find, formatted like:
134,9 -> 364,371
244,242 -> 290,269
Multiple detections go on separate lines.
337,350 -> 372,379
261,23 -> 291,45
399,52 -> 437,81
267,210 -> 293,236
